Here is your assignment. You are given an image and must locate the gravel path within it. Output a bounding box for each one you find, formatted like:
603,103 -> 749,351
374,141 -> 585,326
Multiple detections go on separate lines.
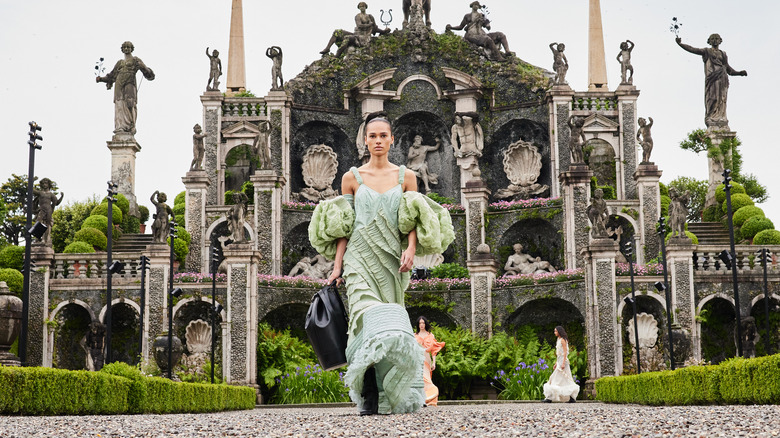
2,403 -> 779,437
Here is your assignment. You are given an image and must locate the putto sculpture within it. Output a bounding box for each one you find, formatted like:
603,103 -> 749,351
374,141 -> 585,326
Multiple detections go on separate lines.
668,187 -> 690,240
266,46 -> 284,90
320,2 -> 390,57
95,41 -> 155,138
228,192 -> 249,244
446,1 -> 512,62
636,117 -> 654,163
150,191 -> 173,244
190,124 -> 206,171
403,0 -> 431,28
205,47 -> 222,91
550,42 -> 569,85
587,188 -> 609,239
406,135 -> 440,194
33,177 -> 64,246
253,121 -> 272,171
616,40 -> 635,85
568,116 -> 586,164
288,254 -> 335,279
450,113 -> 484,158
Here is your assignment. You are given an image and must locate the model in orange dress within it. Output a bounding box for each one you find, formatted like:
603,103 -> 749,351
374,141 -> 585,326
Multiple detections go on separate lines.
414,316 -> 445,406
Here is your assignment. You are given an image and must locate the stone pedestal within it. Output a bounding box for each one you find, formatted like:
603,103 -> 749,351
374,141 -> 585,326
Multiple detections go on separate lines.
263,91 -> 291,201
704,130 -> 737,209
546,84 -> 576,199
145,244 -> 172,363
222,243 -> 260,385
0,281 -> 22,366
201,92 -> 224,206
560,164 -> 593,270
251,170 -> 285,275
467,249 -> 498,339
26,245 -> 54,367
667,239 -> 696,363
634,163 -> 663,264
584,238 -> 620,378
462,178 -> 490,260
182,171 -> 210,272
456,156 -> 480,205
107,137 -> 141,217
614,85 -> 640,199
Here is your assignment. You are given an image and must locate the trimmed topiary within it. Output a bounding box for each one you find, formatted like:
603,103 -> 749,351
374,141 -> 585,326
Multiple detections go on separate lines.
63,241 -> 96,254
733,206 -> 765,228
138,205 -> 150,224
742,217 -> 776,241
122,214 -> 140,234
74,227 -> 108,251
102,193 -> 130,215
91,203 -> 123,224
174,191 -> 186,207
174,225 -> 191,246
172,203 -> 185,219
0,245 -> 25,271
0,268 -> 24,296
659,182 -> 669,197
722,193 -> 754,214
82,215 -> 109,233
660,195 -> 671,217
715,182 -> 746,204
702,204 -> 723,222
753,229 -> 780,245
666,231 -> 699,245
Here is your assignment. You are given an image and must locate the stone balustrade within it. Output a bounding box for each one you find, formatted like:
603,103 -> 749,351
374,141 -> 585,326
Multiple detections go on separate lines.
222,98 -> 266,118
692,245 -> 780,274
571,93 -> 618,114
53,252 -> 149,280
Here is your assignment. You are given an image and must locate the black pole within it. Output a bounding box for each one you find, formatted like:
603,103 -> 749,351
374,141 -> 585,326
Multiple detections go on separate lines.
139,255 -> 149,362
658,217 -> 675,370
626,242 -> 640,374
211,244 -> 217,384
167,221 -> 176,379
20,121 -> 42,366
722,169 -> 743,357
761,248 -> 771,355
105,182 -> 116,364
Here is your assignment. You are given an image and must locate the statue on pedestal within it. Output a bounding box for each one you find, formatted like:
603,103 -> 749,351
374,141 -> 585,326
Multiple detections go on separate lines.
451,113 -> 484,158
205,47 -> 222,91
320,2 -> 390,57
587,189 -> 609,238
266,46 -> 284,90
616,40 -> 635,85
503,243 -> 556,276
550,42 -> 569,85
636,117 -> 654,163
676,34 -> 747,131
568,116 -> 586,164
150,191 -> 173,244
403,0 -> 431,28
668,187 -> 690,239
228,192 -> 249,244
406,135 -> 440,193
447,1 -> 512,62
190,124 -> 206,171
33,178 -> 63,246
96,41 -> 155,138
253,121 -> 272,171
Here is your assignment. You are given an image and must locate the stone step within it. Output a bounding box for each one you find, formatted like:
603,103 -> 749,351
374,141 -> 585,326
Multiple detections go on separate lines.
112,233 -> 154,252
687,222 -> 732,246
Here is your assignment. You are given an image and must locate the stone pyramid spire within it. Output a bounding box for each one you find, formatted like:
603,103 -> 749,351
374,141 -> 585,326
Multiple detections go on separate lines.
227,0 -> 246,93
588,0 -> 608,91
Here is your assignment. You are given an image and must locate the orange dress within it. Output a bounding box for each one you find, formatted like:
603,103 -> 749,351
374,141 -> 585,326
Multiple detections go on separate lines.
415,331 -> 445,406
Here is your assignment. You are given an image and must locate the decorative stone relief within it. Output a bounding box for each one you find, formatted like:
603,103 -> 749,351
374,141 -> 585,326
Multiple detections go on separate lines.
627,312 -> 658,349
288,254 -> 334,279
495,140 -> 549,200
185,319 -> 212,355
294,144 -> 339,202
502,243 -> 556,276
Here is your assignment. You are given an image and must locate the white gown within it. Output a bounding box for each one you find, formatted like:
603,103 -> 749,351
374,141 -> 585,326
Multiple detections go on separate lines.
543,338 -> 580,401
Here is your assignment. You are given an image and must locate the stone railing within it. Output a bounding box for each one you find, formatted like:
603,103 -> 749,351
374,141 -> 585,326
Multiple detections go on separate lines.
693,245 -> 780,274
222,98 -> 266,118
52,252 -> 147,279
571,93 -> 618,113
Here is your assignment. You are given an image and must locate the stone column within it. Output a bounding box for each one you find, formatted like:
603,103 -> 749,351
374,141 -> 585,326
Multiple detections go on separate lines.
226,0 -> 246,94
615,86 -> 640,199
145,244 -> 171,362
467,246 -> 498,339
462,177 -> 490,260
584,238 -> 620,378
182,170 -> 210,272
634,163 -> 662,264
264,92 -> 291,201
107,138 -> 141,216
704,130 -> 737,209
587,0 -> 608,91
201,92 -> 224,206
26,246 -> 54,366
667,239 -> 696,364
546,85 -> 575,199
251,170 -> 285,275
560,165 -> 593,270
222,243 -> 260,385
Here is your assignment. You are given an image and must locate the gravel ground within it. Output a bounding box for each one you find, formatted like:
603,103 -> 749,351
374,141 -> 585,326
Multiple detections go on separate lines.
1,402 -> 779,437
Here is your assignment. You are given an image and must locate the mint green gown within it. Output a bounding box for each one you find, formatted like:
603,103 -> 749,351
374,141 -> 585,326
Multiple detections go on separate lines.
309,165 -> 455,414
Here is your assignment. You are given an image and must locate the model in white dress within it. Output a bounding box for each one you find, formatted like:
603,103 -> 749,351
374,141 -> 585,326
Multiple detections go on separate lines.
543,326 -> 579,402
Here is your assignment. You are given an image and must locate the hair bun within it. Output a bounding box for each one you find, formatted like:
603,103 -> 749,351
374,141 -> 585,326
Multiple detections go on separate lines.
365,111 -> 390,124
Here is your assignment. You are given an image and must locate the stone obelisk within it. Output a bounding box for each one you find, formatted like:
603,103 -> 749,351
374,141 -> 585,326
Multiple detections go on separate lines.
227,0 -> 246,94
588,0 -> 608,91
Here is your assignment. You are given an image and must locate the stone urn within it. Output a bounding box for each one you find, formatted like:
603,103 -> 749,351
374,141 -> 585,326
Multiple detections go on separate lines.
0,281 -> 22,366
153,331 -> 184,376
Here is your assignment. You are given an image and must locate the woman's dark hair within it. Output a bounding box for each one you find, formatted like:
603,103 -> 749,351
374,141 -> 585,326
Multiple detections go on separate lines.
555,325 -> 568,342
415,316 -> 431,333
365,111 -> 392,134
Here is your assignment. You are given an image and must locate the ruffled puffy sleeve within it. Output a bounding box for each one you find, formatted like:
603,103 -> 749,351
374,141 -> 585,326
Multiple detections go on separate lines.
424,334 -> 445,356
308,195 -> 355,260
398,192 -> 455,256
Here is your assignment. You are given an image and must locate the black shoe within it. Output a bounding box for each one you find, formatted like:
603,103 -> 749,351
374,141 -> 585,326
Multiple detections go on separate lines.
568,396 -> 576,403
542,398 -> 552,403
359,367 -> 379,416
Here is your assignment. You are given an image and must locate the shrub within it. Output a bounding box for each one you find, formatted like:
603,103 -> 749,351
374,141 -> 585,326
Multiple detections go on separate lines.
166,225 -> 191,263
666,230 -> 699,244
723,193 -> 754,214
138,205 -> 150,224
173,203 -> 186,219
122,214 -> 140,234
740,217 -> 774,240
427,192 -> 456,205
74,227 -> 107,251
659,182 -> 669,197
91,203 -> 123,224
63,241 -> 96,254
224,190 -> 235,205
256,322 -> 317,401
51,197 -> 101,253
430,263 -> 470,279
81,215 -> 109,233
241,181 -> 255,204
702,204 -> 724,222
102,193 -> 129,215
660,195 -> 671,217
0,268 -> 23,295
753,229 -> 780,245
273,364 -> 349,404
174,191 -> 186,207
715,182 -> 746,204
175,225 -> 191,246
733,206 -> 765,228
0,245 -> 25,271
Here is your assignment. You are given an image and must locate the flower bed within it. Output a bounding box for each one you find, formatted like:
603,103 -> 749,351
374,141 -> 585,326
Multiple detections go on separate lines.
258,274 -> 327,289
615,263 -> 663,276
407,277 -> 471,291
174,272 -> 227,283
494,269 -> 584,288
283,201 -> 318,211
488,197 -> 562,212
441,203 -> 465,213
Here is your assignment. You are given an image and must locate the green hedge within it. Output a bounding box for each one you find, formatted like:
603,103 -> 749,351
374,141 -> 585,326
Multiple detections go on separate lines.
595,354 -> 780,405
0,364 -> 256,415
74,227 -> 108,251
63,241 -> 96,254
81,215 -> 109,233
754,229 -> 780,245
733,206 -> 764,228
715,182 -> 746,204
0,268 -> 24,295
740,216 -> 774,240
0,245 -> 25,271
723,193 -> 754,214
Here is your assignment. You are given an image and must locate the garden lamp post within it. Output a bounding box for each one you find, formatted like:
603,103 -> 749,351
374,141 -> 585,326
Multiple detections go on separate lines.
19,121 -> 43,366
722,169 -> 743,357
210,243 -> 220,384
105,181 -> 120,364
758,248 -> 772,355
138,255 -> 150,361
623,241 -> 640,374
656,216 -> 675,370
167,220 -> 178,379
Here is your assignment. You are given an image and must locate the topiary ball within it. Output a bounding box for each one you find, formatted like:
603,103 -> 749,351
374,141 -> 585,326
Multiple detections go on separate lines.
660,195 -> 671,217
63,241 -> 96,254
702,204 -> 724,222
740,216 -> 775,240
732,206 -> 765,228
659,182 -> 669,197
665,230 -> 699,244
753,229 -> 780,245
74,227 -> 108,251
82,215 -> 109,232
122,214 -> 140,234
174,191 -> 186,207
715,182 -> 746,204
91,203 -> 123,224
0,268 -> 24,296
0,245 -> 25,271
102,193 -> 130,215
138,205 -> 150,224
723,193 -> 754,214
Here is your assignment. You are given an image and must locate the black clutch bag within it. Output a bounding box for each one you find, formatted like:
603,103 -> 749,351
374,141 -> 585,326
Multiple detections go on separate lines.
305,280 -> 349,370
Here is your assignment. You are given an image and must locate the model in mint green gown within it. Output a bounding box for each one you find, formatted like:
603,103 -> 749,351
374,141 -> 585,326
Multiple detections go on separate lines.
309,165 -> 454,414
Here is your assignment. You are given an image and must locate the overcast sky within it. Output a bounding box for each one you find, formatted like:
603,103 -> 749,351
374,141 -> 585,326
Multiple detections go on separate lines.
1,1 -> 777,226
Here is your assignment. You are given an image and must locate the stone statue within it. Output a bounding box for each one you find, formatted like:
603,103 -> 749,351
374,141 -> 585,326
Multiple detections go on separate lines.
668,187 -> 690,239
740,316 -> 758,359
253,121 -> 272,170
495,139 -> 549,200
406,135 -> 440,194
228,192 -> 249,244
288,256 -> 313,277
550,42 -> 569,85
355,119 -> 370,164
95,41 -> 155,138
403,0 -> 431,28
288,255 -> 334,279
33,178 -> 63,246
587,188 -> 609,238
320,2 -> 390,57
451,113 -> 484,158
616,40 -> 635,85
266,46 -> 284,90
676,34 -> 747,131
150,191 -> 173,244
636,117 -> 654,163
79,322 -> 106,371
568,116 -> 586,164
190,124 -> 206,171
503,243 -> 556,276
447,2 -> 512,62
205,47 -> 222,91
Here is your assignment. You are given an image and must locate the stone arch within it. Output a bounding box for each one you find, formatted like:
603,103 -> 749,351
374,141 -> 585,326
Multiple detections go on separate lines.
749,294 -> 780,356
261,302 -> 311,340
98,298 -> 140,323
617,291 -> 668,373
696,294 -> 736,364
750,293 -> 780,308
605,214 -> 636,261
107,302 -> 141,365
205,217 -> 254,255
290,121 -> 352,194
282,221 -> 317,276
173,297 -> 224,354
585,138 -> 617,195
394,75 -> 443,101
50,302 -> 92,370
616,290 -> 666,317
173,296 -> 226,321
505,297 -> 586,350
49,299 -> 96,322
406,307 -> 458,330
223,143 -> 256,194
498,218 -> 562,272
484,119 -> 550,198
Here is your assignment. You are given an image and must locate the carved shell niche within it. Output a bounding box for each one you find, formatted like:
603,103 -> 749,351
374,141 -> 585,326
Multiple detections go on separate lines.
502,140 -> 543,187
413,253 -> 444,269
185,319 -> 212,354
302,144 -> 339,191
627,312 -> 659,349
